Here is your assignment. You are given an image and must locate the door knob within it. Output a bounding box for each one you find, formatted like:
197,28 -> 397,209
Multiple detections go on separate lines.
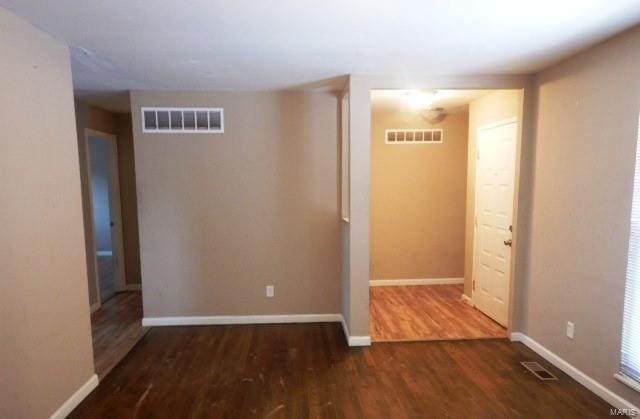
504,239 -> 512,246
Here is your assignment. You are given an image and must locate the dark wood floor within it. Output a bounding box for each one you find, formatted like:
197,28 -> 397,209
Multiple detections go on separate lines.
91,291 -> 147,379
370,284 -> 507,342
71,323 -> 611,418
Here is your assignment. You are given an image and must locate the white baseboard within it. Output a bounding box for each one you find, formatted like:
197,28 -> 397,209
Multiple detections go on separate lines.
510,332 -> 639,413
125,283 -> 142,291
142,313 -> 342,327
142,313 -> 372,347
461,294 -> 473,306
96,250 -> 112,256
49,374 -> 98,419
340,317 -> 371,347
89,302 -> 100,313
369,277 -> 464,286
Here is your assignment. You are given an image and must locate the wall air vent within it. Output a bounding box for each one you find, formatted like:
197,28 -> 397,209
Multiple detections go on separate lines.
385,128 -> 443,144
142,107 -> 224,134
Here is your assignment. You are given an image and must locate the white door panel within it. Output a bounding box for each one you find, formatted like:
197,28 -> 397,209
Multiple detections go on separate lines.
473,120 -> 517,326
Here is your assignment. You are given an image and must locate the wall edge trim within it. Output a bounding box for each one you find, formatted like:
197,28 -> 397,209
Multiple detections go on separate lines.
142,314 -> 343,327
49,374 -> 98,419
340,316 -> 372,347
369,278 -> 464,286
142,314 -> 373,347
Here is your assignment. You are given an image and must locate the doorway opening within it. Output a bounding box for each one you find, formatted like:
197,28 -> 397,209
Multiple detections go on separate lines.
81,123 -> 146,379
368,89 -> 523,342
86,130 -> 125,303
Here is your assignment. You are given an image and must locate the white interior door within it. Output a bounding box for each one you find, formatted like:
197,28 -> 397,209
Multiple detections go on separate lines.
85,129 -> 127,302
105,137 -> 126,293
474,119 -> 517,326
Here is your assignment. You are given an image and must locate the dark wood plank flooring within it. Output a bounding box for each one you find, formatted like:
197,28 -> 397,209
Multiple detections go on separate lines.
71,323 -> 611,418
91,291 -> 147,379
370,284 -> 507,342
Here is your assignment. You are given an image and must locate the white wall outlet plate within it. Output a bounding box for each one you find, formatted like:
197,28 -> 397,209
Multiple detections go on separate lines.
266,285 -> 274,298
566,321 -> 575,339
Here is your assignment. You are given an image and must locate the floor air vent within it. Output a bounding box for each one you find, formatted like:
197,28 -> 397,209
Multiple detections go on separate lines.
521,361 -> 558,381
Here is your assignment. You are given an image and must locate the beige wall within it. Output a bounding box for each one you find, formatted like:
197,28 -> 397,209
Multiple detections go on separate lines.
371,106 -> 468,280
0,8 -> 95,418
464,90 -> 523,296
115,112 -> 142,287
523,25 -> 640,406
130,90 -> 341,317
74,101 -> 141,305
344,75 -> 371,336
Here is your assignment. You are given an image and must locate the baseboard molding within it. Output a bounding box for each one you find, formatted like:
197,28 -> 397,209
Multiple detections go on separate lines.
96,250 -> 112,256
340,317 -> 372,347
510,332 -> 639,413
49,374 -> 98,419
142,313 -> 342,327
142,313 -> 371,347
89,302 -> 100,313
461,294 -> 473,306
125,283 -> 142,291
369,277 -> 464,287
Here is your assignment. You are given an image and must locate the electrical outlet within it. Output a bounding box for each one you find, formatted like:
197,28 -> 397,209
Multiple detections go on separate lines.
566,321 -> 575,339
266,285 -> 274,298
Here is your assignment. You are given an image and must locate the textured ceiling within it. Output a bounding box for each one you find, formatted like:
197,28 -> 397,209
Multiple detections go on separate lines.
2,0 -> 640,111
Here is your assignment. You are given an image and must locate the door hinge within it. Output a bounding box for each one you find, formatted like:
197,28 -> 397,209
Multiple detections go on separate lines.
473,280 -> 475,291
477,149 -> 480,160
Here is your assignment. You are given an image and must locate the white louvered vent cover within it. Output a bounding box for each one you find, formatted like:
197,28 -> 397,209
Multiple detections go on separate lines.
142,107 -> 224,133
385,129 -> 443,144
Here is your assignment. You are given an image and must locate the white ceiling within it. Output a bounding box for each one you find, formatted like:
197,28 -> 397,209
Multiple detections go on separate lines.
371,89 -> 489,114
2,0 -> 640,111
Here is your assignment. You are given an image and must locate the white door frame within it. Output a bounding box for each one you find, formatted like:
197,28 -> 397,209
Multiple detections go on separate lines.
471,117 -> 518,324
84,128 -> 127,302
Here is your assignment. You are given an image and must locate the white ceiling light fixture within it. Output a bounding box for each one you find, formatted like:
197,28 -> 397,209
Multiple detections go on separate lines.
406,90 -> 436,110
421,107 -> 447,124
